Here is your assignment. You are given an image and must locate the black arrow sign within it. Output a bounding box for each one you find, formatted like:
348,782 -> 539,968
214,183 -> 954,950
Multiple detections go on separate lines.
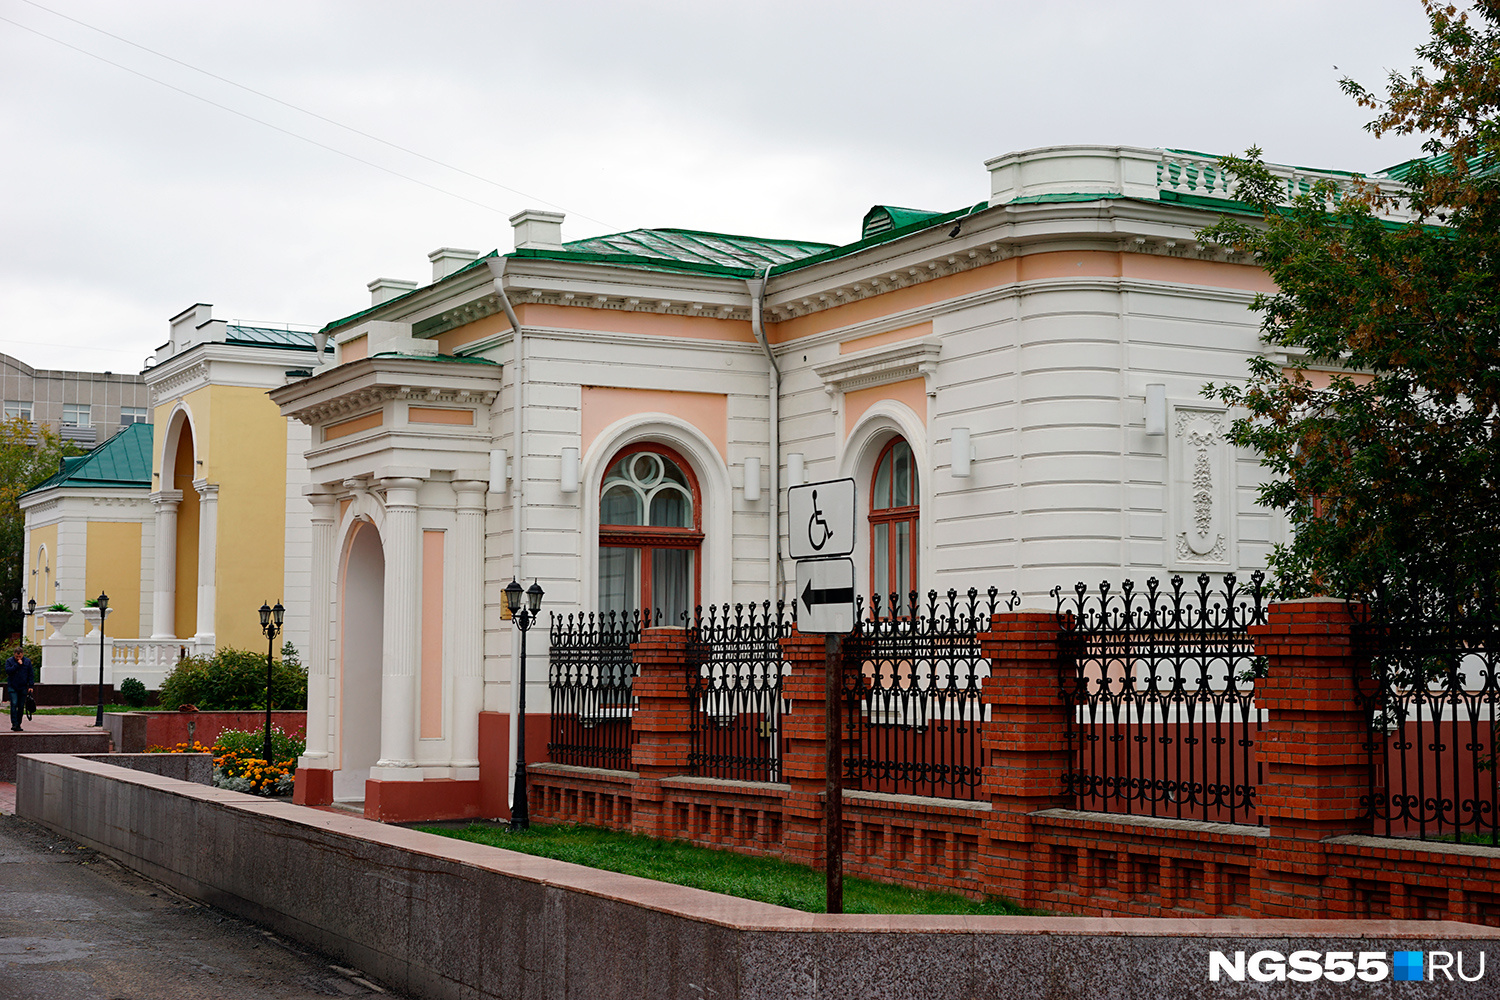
801,579 -> 855,613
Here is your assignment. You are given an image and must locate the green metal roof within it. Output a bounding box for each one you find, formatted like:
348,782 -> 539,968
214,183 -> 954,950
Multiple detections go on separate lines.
224,324 -> 331,354
1377,151 -> 1500,182
24,422 -> 152,495
552,228 -> 833,271
368,352 -> 500,365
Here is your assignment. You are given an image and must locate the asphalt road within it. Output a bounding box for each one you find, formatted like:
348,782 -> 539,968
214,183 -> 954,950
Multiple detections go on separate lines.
0,814 -> 408,1000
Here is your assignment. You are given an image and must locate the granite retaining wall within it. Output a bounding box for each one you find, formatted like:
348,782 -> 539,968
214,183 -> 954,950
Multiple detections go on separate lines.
14,754 -> 1500,1000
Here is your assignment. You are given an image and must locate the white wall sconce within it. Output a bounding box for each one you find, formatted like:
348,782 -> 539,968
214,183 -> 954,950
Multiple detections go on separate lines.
560,447 -> 580,494
786,452 -> 805,489
744,456 -> 762,501
489,449 -> 509,494
1145,384 -> 1167,436
951,427 -> 973,478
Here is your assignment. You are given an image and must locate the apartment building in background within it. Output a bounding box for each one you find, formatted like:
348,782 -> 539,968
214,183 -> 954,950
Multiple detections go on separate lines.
0,352 -> 151,446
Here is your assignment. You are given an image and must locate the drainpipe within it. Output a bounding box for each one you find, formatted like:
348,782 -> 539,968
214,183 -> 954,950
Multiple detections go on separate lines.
747,265 -> 783,602
487,256 -> 526,805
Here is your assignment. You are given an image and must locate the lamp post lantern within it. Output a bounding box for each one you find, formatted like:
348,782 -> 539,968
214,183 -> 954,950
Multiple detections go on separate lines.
504,577 -> 544,830
93,592 -> 109,727
258,601 -> 285,766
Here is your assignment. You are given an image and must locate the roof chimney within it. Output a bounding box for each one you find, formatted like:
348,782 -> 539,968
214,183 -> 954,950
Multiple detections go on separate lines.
427,247 -> 481,282
368,278 -> 418,306
510,210 -> 565,251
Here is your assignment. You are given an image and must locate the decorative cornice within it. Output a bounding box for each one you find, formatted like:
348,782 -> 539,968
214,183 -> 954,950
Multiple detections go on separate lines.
148,360 -> 210,399
285,384 -> 498,427
814,337 -> 943,397
761,201 -> 1253,324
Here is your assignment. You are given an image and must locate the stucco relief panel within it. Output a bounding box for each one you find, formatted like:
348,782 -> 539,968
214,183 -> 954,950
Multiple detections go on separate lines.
1167,406 -> 1234,569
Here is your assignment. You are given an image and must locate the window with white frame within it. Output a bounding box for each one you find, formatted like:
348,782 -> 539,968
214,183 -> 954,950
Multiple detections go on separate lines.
62,403 -> 91,427
3,401 -> 32,421
119,406 -> 147,426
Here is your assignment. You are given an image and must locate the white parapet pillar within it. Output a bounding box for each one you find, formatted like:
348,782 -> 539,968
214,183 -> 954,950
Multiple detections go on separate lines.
149,489 -> 182,640
301,488 -> 338,767
192,480 -> 219,651
74,609 -> 113,687
372,477 -> 422,780
450,480 -> 487,778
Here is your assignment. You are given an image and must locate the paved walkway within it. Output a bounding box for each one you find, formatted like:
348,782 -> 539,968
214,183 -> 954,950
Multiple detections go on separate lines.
0,716 -> 108,816
0,814 -> 406,998
7,714 -> 109,734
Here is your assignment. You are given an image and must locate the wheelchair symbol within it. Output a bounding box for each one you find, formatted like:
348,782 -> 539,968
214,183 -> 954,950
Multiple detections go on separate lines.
807,490 -> 833,551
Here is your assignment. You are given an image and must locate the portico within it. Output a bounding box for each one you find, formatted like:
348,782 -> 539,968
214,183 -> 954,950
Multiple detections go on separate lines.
271,355 -> 501,818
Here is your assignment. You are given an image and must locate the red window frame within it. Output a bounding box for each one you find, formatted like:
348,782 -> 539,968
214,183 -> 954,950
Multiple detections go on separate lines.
869,436 -> 919,599
599,442 -> 704,613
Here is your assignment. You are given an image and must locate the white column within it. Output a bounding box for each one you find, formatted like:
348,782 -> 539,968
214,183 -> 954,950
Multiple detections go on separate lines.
149,490 -> 182,639
372,477 -> 422,779
301,487 -> 338,766
450,480 -> 487,777
192,480 -> 218,651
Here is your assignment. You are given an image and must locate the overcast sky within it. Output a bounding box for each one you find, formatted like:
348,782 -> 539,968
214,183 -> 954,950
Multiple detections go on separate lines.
1,0 -> 1437,374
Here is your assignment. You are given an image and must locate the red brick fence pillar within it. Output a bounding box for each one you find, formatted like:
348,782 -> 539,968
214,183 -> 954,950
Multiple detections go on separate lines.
1250,597 -> 1371,917
627,627 -> 695,838
778,631 -> 833,870
979,611 -> 1072,906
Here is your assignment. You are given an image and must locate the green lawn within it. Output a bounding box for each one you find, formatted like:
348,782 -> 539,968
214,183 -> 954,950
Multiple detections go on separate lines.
34,704 -> 135,715
418,821 -> 1030,916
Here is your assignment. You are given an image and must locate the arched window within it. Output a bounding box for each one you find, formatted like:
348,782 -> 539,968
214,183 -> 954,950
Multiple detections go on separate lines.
869,437 -> 919,598
598,444 -> 703,622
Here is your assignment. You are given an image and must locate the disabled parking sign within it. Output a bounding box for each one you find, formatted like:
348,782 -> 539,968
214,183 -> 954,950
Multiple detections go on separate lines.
787,478 -> 855,560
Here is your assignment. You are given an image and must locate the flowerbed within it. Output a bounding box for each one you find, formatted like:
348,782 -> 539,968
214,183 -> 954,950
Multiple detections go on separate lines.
150,725 -> 305,797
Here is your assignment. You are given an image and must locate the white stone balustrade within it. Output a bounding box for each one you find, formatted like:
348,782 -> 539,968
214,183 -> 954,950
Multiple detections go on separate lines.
111,639 -> 190,691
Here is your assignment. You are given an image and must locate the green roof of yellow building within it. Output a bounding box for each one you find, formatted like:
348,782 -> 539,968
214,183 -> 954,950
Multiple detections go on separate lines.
25,421 -> 153,494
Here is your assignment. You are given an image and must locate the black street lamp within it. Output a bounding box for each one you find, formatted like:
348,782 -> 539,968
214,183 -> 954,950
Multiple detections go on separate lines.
258,601 -> 285,766
13,598 -> 36,651
504,577 -> 544,830
93,592 -> 109,727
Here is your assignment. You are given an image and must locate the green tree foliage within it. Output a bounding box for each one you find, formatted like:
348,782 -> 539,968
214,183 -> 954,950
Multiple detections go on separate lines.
157,645 -> 308,711
1200,1 -> 1500,611
0,417 -> 83,637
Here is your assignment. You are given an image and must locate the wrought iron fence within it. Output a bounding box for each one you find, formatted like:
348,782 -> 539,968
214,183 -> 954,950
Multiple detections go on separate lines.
1056,572 -> 1268,825
547,609 -> 657,770
842,588 -> 1015,801
686,602 -> 793,782
1356,610 -> 1500,845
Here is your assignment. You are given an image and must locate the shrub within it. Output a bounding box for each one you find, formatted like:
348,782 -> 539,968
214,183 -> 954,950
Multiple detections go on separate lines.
46,602 -> 70,613
157,646 -> 308,711
118,677 -> 147,708
18,641 -> 41,665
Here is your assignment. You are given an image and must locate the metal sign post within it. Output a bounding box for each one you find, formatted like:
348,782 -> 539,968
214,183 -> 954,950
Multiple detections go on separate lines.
789,477 -> 857,916
824,631 -> 843,915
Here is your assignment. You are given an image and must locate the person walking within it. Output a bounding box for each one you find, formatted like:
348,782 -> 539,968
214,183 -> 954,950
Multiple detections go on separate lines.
4,645 -> 35,732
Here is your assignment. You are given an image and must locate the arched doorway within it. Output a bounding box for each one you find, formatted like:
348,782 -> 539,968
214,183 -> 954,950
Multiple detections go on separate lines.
170,417 -> 200,639
336,520 -> 384,801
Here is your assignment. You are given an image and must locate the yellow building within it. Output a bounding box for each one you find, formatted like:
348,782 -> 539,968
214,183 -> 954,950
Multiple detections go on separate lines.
20,303 -> 330,688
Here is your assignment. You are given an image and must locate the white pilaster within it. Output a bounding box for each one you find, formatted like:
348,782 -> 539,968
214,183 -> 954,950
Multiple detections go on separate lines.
149,490 -> 182,639
300,487 -> 338,767
450,480 -> 487,777
372,477 -> 422,779
192,480 -> 218,650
